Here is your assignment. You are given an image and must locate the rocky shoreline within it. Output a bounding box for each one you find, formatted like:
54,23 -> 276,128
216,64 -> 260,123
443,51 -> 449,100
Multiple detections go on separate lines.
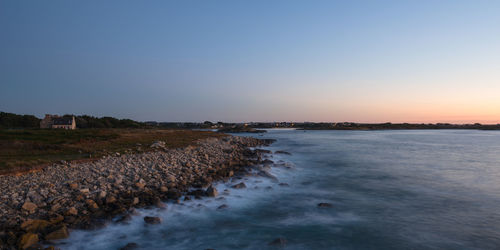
0,136 -> 275,249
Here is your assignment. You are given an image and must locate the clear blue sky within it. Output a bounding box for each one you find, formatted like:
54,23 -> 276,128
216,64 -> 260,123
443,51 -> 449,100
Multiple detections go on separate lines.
1,0 -> 499,123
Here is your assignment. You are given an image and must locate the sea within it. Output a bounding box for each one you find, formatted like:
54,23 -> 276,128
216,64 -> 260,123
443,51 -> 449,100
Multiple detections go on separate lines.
57,129 -> 500,250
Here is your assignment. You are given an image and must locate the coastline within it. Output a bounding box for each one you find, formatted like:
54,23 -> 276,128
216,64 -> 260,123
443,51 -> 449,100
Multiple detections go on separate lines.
0,135 -> 275,249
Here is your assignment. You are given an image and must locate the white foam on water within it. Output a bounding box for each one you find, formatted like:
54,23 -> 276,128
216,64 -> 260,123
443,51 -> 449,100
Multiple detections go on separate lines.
55,152 -> 298,250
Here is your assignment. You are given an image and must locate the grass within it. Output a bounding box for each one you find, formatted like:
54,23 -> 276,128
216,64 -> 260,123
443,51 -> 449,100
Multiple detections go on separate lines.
0,128 -> 225,175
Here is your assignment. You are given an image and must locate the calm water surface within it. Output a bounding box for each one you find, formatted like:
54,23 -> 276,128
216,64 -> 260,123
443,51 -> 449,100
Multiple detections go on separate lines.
59,130 -> 500,249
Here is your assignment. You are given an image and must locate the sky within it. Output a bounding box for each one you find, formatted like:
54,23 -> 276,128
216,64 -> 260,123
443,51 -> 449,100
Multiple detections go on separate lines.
1,0 -> 499,123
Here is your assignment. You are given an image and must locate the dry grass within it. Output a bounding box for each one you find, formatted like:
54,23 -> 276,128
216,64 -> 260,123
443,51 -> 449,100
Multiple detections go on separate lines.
0,128 -> 225,175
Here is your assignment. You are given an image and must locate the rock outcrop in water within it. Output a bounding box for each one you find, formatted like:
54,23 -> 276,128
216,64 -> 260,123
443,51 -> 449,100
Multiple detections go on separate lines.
0,136 -> 275,249
317,203 -> 333,208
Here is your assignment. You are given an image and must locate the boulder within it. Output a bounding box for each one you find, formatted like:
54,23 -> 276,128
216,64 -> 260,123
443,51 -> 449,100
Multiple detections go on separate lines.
22,201 -> 37,213
217,204 -> 228,210
120,242 -> 139,250
317,203 -> 333,208
66,207 -> 78,216
132,197 -> 139,205
135,182 -> 145,189
106,195 -> 117,204
258,171 -> 279,182
206,186 -> 218,197
18,233 -> 38,249
49,215 -> 64,224
144,216 -> 161,224
50,203 -> 61,212
20,219 -> 51,232
115,214 -> 132,224
231,182 -> 247,189
262,159 -> 274,165
155,200 -> 166,209
268,237 -> 287,247
44,225 -> 69,241
275,151 -> 291,155
98,191 -> 107,199
255,149 -> 272,154
150,141 -> 166,149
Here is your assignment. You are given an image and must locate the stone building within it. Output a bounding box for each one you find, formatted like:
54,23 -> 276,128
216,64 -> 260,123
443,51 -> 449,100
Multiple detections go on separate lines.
40,114 -> 77,130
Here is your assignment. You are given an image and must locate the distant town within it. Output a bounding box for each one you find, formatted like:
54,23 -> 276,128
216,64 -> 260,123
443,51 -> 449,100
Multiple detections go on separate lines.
149,121 -> 500,131
1,111 -> 499,131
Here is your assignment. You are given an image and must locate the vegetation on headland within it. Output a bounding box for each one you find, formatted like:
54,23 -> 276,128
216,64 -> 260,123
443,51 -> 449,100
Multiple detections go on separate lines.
217,125 -> 267,133
0,112 -> 40,129
1,110 -> 499,174
0,129 -> 224,175
0,112 -> 147,129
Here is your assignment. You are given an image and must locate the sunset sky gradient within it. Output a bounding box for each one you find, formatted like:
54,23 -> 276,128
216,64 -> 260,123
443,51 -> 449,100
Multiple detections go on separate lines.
1,0 -> 499,123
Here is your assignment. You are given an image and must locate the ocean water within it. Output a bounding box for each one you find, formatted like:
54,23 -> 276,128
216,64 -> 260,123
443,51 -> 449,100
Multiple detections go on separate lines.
58,129 -> 500,250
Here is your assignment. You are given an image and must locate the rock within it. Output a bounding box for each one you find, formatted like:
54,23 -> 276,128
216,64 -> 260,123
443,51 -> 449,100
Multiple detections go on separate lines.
317,203 -> 333,208
0,135 -> 275,249
49,215 -> 64,224
115,214 -> 132,224
255,149 -> 272,154
22,201 -> 37,213
268,237 -> 287,247
217,204 -> 228,210
258,171 -> 279,182
150,141 -> 166,149
120,242 -> 139,250
18,233 -> 38,249
98,191 -> 107,199
278,183 -> 289,186
66,207 -> 78,216
50,203 -> 61,212
275,151 -> 291,155
206,186 -> 218,197
44,225 -> 69,241
144,216 -> 161,224
231,182 -> 246,189
20,219 -> 51,232
132,197 -> 139,205
155,200 -> 166,209
114,176 -> 123,184
262,159 -> 274,165
106,195 -> 117,204
86,199 -> 99,210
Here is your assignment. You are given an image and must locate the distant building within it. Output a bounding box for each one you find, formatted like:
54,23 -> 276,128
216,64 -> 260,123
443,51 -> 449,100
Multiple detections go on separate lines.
40,114 -> 76,130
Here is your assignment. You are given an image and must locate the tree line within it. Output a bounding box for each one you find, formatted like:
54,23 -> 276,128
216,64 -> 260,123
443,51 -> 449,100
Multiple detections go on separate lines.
0,112 -> 146,129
